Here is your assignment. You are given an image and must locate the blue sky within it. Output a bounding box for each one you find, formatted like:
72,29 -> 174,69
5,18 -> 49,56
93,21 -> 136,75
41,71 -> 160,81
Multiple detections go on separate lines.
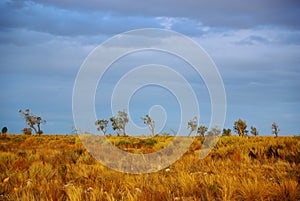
0,0 -> 300,135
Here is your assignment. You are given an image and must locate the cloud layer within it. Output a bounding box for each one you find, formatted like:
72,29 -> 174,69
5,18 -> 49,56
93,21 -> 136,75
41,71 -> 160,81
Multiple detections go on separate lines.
0,0 -> 299,135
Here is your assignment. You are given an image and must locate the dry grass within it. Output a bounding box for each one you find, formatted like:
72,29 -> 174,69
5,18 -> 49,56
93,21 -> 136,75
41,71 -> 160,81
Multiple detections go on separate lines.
0,134 -> 299,201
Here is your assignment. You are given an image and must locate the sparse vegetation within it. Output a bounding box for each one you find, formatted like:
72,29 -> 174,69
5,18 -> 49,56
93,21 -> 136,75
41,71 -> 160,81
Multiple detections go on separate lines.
21,128 -> 32,135
95,119 -> 109,135
1,134 -> 299,201
207,126 -> 221,136
251,126 -> 259,136
222,128 -> 231,136
141,114 -> 155,136
1,127 -> 7,137
197,125 -> 207,137
272,122 -> 280,137
187,117 -> 198,136
19,109 -> 46,135
234,119 -> 248,137
110,110 -> 128,136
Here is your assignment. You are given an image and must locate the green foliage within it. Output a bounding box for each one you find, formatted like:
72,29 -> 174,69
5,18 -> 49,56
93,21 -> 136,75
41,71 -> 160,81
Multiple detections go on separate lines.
118,139 -> 130,148
251,126 -> 259,136
222,128 -> 231,136
110,110 -> 128,136
95,119 -> 109,135
19,109 -> 46,135
162,132 -> 171,137
234,119 -> 248,137
110,117 -> 120,136
1,127 -> 8,135
22,128 -> 32,135
197,125 -> 208,137
145,138 -> 158,147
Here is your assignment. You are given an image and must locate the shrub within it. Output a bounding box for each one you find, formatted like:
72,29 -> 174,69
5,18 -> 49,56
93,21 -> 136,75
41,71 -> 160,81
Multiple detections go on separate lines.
1,127 -> 8,135
145,138 -> 158,147
22,128 -> 32,135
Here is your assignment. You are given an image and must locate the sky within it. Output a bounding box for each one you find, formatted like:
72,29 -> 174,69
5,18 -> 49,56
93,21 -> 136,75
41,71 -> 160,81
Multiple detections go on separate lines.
0,0 -> 300,136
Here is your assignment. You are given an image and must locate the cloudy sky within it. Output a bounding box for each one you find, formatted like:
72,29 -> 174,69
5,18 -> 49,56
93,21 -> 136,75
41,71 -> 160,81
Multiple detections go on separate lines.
0,0 -> 299,135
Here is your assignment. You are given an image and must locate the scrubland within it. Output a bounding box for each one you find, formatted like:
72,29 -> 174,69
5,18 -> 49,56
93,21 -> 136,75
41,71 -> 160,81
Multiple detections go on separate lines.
0,134 -> 299,201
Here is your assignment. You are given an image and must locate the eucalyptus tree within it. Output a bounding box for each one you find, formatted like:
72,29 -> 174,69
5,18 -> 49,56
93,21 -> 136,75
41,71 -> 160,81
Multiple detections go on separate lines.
197,125 -> 208,137
110,110 -> 128,136
1,127 -> 7,137
187,117 -> 198,136
222,128 -> 231,136
207,126 -> 221,137
19,109 -> 46,135
141,114 -> 155,136
95,119 -> 109,135
272,122 -> 279,137
250,126 -> 259,136
234,119 -> 248,137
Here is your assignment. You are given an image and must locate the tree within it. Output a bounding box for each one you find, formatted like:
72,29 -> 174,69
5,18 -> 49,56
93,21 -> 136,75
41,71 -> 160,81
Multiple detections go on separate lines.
118,110 -> 128,136
272,122 -> 279,137
170,128 -> 177,136
234,119 -> 248,137
207,126 -> 221,136
187,117 -> 198,136
110,117 -> 121,136
141,115 -> 155,136
95,119 -> 109,135
110,110 -> 128,136
222,128 -> 231,136
197,125 -> 208,137
250,126 -> 259,136
19,109 -> 46,135
1,127 -> 8,137
71,126 -> 79,135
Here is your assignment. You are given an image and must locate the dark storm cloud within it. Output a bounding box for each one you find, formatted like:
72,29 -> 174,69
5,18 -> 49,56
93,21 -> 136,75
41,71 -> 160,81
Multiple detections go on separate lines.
1,0 -> 300,39
31,0 -> 300,29
1,0 -> 299,135
236,35 -> 270,45
0,0 -> 161,37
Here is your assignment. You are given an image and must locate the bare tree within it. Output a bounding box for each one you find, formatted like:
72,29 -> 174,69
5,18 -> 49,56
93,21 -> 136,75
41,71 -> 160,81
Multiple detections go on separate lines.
272,122 -> 279,137
141,114 -> 155,136
19,109 -> 46,135
71,126 -> 79,135
170,128 -> 177,136
207,126 -> 221,137
187,117 -> 198,136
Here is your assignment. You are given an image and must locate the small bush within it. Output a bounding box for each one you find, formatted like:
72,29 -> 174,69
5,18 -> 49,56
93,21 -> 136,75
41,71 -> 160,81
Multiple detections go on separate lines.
22,128 -> 32,135
145,138 -> 158,147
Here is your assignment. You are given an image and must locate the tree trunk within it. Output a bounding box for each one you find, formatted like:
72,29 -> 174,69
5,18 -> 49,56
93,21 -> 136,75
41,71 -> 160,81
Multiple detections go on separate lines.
31,125 -> 38,134
37,124 -> 41,135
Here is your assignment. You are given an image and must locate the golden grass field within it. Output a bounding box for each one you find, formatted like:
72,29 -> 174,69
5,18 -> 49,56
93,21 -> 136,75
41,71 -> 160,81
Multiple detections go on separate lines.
0,134 -> 299,201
